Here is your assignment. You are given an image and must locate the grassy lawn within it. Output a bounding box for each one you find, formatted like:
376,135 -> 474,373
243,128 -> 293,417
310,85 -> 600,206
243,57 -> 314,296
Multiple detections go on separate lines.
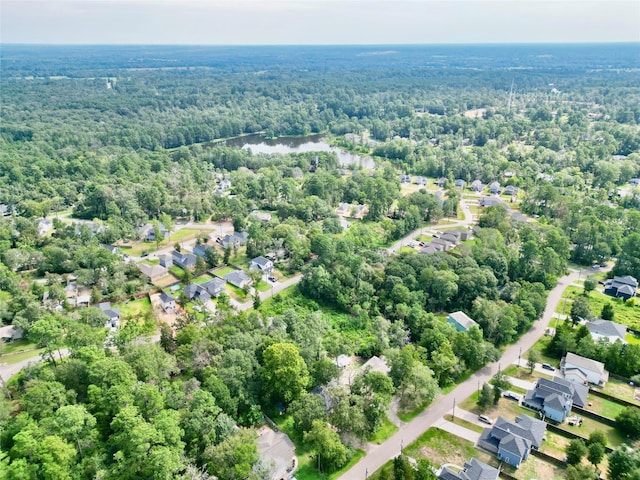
256,281 -> 271,292
115,297 -> 152,318
397,399 -> 433,423
226,284 -> 249,300
369,416 -> 399,444
597,378 -> 640,406
0,347 -> 47,364
229,249 -> 250,268
586,396 -> 626,419
562,286 -> 640,330
554,415 -> 625,447
1,339 -> 37,355
626,332 -> 640,344
169,265 -> 185,278
503,364 -> 553,382
459,392 -> 532,419
127,228 -> 203,256
443,414 -> 484,433
192,273 -> 214,284
539,430 -> 571,460
212,266 -> 235,278
398,246 -> 417,254
141,258 -> 160,266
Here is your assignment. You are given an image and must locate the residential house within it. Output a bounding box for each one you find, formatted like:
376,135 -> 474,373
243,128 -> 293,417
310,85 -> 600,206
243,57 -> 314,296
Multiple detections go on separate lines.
400,174 -> 411,184
0,325 -> 24,342
352,204 -> 368,219
504,185 -> 519,196
477,414 -> 546,468
414,176 -> 428,186
0,204 -> 11,216
100,244 -> 119,255
172,250 -> 197,270
202,278 -> 226,297
98,302 -> 120,331
250,210 -> 272,222
139,263 -> 168,282
219,178 -> 232,190
586,319 -> 627,344
250,256 -> 274,273
221,231 -> 249,249
193,243 -> 215,259
503,171 -> 516,179
159,292 -> 176,312
629,178 -> 640,187
471,180 -> 483,192
158,254 -> 173,268
436,177 -> 447,187
225,270 -> 252,289
440,232 -> 461,245
437,458 -> 499,480
454,179 -> 466,188
183,284 -> 211,303
604,275 -> 638,300
522,377 -> 588,422
450,228 -> 470,241
137,223 -> 168,243
446,311 -> 478,332
480,197 -> 506,208
489,182 -> 502,194
256,426 -> 296,480
37,218 -> 53,236
336,203 -> 351,216
431,238 -> 455,251
561,352 -> 609,386
420,243 -> 442,255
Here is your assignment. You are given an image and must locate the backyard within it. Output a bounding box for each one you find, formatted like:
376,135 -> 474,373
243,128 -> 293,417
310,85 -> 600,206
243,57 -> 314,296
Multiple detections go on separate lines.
559,285 -> 640,330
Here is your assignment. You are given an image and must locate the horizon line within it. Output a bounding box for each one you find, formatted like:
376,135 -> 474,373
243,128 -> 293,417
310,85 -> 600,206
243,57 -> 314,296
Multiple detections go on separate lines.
3,41 -> 639,47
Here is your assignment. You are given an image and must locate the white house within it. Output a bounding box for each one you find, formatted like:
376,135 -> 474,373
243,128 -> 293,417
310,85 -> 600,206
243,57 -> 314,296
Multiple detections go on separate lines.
250,256 -> 274,272
159,292 -> 176,312
446,311 -> 478,332
225,270 -> 252,289
0,325 -> 24,342
561,352 -> 609,386
586,319 -> 627,344
98,302 -> 120,332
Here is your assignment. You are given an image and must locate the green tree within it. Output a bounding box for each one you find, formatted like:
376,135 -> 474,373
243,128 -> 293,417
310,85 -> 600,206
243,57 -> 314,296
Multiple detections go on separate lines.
28,315 -> 66,368
616,406 -> 640,439
477,383 -> 493,411
583,278 -> 596,295
304,420 -> 348,473
290,393 -> 327,434
527,350 -> 539,374
491,372 -> 511,405
261,343 -> 310,403
566,438 -> 587,465
587,430 -> 607,448
203,428 -> 258,480
608,445 -> 640,480
601,303 -> 615,321
566,464 -> 599,480
570,296 -> 592,325
587,442 -> 605,466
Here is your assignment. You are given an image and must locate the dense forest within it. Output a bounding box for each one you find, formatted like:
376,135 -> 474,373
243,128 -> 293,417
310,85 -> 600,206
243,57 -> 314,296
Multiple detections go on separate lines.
1,44 -> 639,479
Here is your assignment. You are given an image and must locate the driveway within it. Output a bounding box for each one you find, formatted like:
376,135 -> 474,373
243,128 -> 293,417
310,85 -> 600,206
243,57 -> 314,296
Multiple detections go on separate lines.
338,266 -> 604,480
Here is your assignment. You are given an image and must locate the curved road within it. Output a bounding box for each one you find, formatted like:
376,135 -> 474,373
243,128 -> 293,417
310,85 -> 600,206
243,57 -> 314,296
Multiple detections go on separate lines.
338,266 -> 600,480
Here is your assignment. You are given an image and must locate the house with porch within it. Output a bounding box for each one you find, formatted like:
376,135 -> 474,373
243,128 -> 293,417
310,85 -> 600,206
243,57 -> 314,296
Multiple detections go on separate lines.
561,352 -> 609,386
522,377 -> 588,422
477,414 -> 546,468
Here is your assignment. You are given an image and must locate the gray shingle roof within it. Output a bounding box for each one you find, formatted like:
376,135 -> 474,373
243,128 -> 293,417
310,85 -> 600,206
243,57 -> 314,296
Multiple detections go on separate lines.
587,319 -> 627,341
447,311 -> 478,329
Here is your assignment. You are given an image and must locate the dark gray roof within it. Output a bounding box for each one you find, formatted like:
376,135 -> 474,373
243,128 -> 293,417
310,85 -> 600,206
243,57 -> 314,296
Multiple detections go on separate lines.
251,256 -> 271,267
159,292 -> 175,304
587,319 -> 627,340
201,278 -> 226,295
225,270 -> 251,286
459,458 -> 499,480
499,433 -> 529,458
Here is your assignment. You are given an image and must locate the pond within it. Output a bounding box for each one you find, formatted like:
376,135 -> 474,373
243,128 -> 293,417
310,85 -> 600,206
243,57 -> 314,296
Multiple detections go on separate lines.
222,134 -> 376,169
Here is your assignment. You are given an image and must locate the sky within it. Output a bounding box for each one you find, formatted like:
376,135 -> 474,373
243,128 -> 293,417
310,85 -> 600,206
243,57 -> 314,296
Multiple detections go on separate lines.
2,0 -> 639,45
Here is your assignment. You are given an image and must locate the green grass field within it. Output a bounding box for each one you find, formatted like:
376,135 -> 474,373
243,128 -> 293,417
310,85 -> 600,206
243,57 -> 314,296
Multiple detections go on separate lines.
561,286 -> 640,330
115,297 -> 152,319
369,416 -> 399,444
192,273 -> 214,284
212,266 -> 235,278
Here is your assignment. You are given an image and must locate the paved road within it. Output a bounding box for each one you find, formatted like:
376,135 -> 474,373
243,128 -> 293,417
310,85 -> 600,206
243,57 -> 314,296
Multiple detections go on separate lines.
387,199 -> 474,254
0,349 -> 70,384
338,266 -> 598,480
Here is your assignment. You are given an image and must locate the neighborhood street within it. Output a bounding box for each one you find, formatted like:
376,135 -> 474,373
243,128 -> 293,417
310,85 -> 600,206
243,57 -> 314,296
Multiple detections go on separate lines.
338,266 -> 597,480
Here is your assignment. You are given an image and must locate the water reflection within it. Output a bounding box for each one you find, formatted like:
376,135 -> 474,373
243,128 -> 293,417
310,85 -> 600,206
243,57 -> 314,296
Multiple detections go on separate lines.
222,134 -> 376,169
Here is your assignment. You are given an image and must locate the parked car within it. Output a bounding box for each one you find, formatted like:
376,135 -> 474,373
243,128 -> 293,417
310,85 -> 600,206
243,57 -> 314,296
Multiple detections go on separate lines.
503,391 -> 521,401
141,252 -> 149,258
478,415 -> 493,425
542,363 -> 555,371
268,276 -> 277,283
